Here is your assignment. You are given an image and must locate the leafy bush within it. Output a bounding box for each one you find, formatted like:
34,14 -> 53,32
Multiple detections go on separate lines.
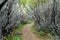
6,23 -> 26,40
38,30 -> 47,36
6,34 -> 22,40
31,25 -> 56,36
16,23 -> 27,32
50,31 -> 56,36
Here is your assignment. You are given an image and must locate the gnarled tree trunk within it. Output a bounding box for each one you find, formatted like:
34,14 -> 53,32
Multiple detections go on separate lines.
0,0 -> 20,40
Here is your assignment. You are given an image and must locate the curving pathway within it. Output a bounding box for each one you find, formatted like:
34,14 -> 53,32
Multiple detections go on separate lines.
22,23 -> 40,40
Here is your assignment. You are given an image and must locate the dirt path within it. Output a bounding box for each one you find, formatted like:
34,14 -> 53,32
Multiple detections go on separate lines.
22,23 -> 40,40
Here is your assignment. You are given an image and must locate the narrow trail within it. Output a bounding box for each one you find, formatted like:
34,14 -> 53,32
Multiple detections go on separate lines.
22,23 -> 40,40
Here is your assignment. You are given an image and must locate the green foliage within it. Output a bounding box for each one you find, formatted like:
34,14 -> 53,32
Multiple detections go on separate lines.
27,20 -> 34,23
38,28 -> 56,36
18,0 -> 48,9
26,0 -> 37,8
6,23 -> 26,40
39,29 -> 56,36
38,30 -> 47,36
31,25 -> 36,33
18,0 -> 48,13
6,34 -> 22,40
18,0 -> 27,5
6,35 -> 12,40
13,35 -> 22,40
16,23 -> 26,32
31,25 -> 47,36
31,25 -> 56,36
50,31 -> 56,36
40,0 -> 48,4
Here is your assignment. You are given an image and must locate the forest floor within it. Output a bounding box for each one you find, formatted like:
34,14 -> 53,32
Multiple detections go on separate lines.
22,22 -> 51,40
6,22 -> 51,40
22,22 -> 40,40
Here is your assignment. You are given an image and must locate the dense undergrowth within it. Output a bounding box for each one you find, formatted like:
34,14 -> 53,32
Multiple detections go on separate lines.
6,34 -> 22,40
31,24 -> 56,36
6,23 -> 25,40
6,20 -> 33,40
